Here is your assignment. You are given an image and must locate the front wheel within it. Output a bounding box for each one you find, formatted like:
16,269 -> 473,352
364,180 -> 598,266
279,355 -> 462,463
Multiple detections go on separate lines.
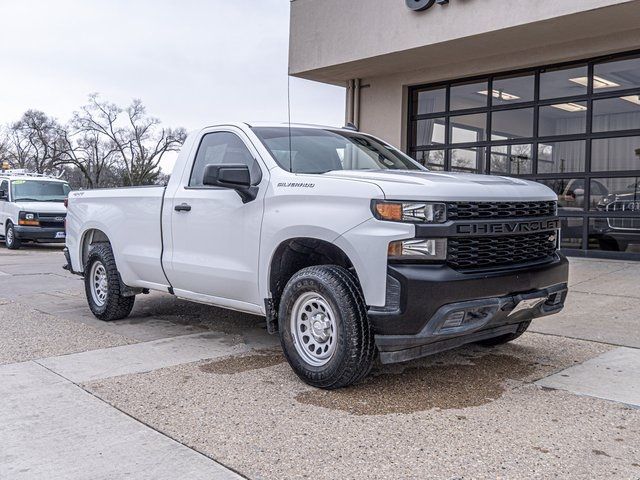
278,265 -> 375,389
84,243 -> 135,321
5,223 -> 21,250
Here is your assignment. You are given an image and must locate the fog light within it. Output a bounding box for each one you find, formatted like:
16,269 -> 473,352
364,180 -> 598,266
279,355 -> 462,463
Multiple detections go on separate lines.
442,310 -> 465,329
388,238 -> 447,261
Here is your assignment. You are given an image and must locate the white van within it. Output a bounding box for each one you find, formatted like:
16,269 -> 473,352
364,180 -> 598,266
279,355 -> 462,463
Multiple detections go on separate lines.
0,171 -> 70,250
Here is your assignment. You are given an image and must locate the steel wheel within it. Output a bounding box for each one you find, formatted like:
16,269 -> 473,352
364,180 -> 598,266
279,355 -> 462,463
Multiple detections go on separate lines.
6,226 -> 13,245
90,261 -> 108,307
290,291 -> 337,367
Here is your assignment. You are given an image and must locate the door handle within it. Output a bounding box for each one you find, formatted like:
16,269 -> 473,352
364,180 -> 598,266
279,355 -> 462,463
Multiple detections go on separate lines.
174,203 -> 191,212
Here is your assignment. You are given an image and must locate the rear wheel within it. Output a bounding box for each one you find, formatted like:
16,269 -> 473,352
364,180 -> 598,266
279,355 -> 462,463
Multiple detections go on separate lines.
278,265 -> 375,389
5,222 -> 21,250
477,321 -> 531,347
84,243 -> 135,321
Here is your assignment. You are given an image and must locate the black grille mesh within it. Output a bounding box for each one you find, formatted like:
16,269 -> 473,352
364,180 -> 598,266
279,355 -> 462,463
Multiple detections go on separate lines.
447,201 -> 556,220
447,231 -> 557,271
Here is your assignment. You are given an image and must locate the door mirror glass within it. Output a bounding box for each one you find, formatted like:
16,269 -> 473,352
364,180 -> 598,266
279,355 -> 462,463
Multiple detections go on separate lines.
0,189 -> 7,200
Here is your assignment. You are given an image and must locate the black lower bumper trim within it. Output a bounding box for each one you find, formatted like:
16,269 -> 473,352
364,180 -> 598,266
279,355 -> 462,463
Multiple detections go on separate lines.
14,226 -> 65,242
379,324 -> 518,364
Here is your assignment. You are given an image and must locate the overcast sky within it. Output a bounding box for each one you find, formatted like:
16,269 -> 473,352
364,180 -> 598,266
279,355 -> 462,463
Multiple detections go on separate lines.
0,0 -> 345,169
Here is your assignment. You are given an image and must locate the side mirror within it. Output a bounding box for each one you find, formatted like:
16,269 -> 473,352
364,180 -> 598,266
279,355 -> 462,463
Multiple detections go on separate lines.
0,189 -> 7,201
573,188 -> 585,197
202,164 -> 257,203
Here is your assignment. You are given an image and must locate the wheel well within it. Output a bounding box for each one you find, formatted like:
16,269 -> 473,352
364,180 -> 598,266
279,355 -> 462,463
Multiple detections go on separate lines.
81,229 -> 111,270
269,237 -> 357,306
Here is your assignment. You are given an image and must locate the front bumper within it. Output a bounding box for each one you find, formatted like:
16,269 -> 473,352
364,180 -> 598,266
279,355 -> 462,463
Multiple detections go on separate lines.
14,226 -> 66,243
370,253 -> 569,363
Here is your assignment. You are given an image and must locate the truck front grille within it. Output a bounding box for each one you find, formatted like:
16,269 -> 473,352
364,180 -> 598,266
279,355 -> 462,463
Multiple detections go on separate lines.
447,201 -> 556,220
447,231 -> 557,271
38,213 -> 66,229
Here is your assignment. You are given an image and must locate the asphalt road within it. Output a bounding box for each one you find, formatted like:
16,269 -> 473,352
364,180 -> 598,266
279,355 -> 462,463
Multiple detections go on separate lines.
1,244 -> 639,479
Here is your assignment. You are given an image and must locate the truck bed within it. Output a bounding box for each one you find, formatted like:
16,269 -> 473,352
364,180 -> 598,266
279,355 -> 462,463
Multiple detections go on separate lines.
66,186 -> 169,289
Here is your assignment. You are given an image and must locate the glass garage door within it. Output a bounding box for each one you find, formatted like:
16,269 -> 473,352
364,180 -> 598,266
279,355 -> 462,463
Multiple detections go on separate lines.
408,52 -> 640,259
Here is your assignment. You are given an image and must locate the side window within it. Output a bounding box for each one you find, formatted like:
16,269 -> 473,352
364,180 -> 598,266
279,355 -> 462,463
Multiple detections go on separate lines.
189,132 -> 262,187
0,180 -> 8,200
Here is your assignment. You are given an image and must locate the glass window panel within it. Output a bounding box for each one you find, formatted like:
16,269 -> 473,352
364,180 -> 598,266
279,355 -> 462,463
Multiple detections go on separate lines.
490,144 -> 532,175
560,217 -> 584,249
590,176 -> 640,211
492,73 -> 534,105
594,56 -> 640,92
539,102 -> 587,137
450,80 -> 488,111
451,148 -> 483,173
592,96 -> 640,133
491,108 -> 534,140
538,141 -> 586,174
537,178 -> 586,211
415,150 -> 445,170
450,113 -> 486,143
591,136 -> 640,172
589,218 -> 640,253
540,65 -> 588,99
413,118 -> 446,147
414,87 -> 446,115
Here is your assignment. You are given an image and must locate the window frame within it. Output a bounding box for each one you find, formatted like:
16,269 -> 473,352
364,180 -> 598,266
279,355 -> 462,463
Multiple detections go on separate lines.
186,129 -> 264,189
407,49 -> 640,260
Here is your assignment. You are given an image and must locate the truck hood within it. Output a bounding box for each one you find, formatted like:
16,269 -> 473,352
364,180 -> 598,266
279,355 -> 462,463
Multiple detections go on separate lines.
13,201 -> 67,214
323,170 -> 557,202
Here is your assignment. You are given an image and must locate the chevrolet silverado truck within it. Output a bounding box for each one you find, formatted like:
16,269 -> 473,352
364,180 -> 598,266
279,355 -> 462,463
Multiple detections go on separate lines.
64,123 -> 569,389
0,171 -> 70,249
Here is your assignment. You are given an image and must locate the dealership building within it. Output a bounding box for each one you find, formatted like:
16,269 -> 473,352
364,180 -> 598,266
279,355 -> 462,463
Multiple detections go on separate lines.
289,0 -> 640,259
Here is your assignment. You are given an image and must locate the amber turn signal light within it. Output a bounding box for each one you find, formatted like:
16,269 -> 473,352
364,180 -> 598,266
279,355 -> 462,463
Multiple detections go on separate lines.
375,202 -> 402,221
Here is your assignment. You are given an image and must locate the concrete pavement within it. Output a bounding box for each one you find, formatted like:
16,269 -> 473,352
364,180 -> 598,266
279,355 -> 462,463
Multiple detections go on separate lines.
1,244 -> 639,479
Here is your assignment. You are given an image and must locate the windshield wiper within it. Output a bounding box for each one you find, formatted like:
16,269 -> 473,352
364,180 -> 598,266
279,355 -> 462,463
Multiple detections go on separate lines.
15,198 -> 47,202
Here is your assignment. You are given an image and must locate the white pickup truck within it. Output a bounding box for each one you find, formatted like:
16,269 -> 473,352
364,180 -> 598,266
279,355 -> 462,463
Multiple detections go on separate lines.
64,123 -> 569,389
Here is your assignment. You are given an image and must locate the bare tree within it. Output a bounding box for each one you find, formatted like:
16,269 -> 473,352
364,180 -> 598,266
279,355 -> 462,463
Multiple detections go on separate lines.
59,129 -> 120,188
73,94 -> 186,186
12,110 -> 68,174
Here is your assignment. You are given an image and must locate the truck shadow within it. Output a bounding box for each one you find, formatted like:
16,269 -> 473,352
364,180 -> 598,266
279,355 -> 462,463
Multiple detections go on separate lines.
294,350 -> 539,415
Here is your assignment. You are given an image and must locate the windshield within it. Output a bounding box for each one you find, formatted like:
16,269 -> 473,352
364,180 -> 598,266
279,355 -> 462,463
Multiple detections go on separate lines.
251,127 -> 425,174
11,180 -> 71,202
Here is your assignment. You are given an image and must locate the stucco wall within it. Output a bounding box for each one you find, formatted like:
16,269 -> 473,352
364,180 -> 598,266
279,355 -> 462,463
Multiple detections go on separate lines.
290,0 -> 639,81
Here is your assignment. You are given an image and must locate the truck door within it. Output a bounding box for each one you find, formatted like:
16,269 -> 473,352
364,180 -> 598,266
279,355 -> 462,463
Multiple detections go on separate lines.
165,128 -> 266,308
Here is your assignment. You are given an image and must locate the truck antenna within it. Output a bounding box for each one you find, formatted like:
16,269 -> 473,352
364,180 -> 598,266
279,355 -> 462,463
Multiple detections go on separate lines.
287,73 -> 293,173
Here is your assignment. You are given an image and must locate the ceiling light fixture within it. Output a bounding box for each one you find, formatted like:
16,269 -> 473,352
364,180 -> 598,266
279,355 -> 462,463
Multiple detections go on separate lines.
551,103 -> 588,112
621,95 -> 640,106
478,90 -> 520,101
569,75 -> 620,89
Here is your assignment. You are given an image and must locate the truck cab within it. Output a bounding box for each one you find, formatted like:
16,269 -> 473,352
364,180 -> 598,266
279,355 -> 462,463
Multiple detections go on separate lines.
65,123 -> 569,389
0,171 -> 70,250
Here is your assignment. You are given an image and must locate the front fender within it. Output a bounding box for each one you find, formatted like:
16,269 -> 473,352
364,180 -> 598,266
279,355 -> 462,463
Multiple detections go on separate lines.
334,219 -> 414,307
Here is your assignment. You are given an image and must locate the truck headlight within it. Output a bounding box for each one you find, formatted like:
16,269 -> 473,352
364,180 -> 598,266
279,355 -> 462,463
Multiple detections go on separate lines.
18,212 -> 40,226
388,238 -> 447,261
373,201 -> 447,223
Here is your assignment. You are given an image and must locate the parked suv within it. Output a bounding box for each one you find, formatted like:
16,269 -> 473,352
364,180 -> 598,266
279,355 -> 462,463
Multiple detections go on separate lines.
0,171 -> 70,249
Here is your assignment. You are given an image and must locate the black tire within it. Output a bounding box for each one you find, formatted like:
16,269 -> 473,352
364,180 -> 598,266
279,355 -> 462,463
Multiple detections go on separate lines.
5,222 -> 21,250
477,321 -> 531,347
278,265 -> 375,389
84,243 -> 135,321
598,237 -> 622,251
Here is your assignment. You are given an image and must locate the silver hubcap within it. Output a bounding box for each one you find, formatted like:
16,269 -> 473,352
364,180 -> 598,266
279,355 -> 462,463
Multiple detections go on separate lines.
6,227 -> 13,245
290,292 -> 337,367
90,261 -> 108,307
